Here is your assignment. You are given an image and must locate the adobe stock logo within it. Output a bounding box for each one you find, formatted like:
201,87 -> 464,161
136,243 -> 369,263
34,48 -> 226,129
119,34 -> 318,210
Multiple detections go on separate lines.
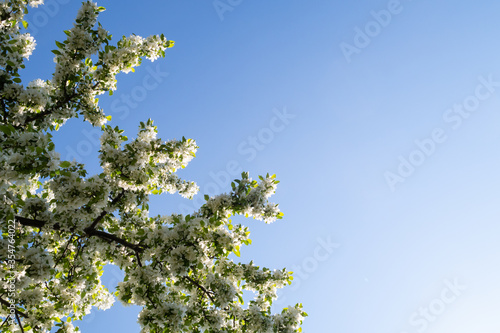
64,64 -> 169,162
79,266 -> 124,325
213,0 -> 243,21
178,107 -> 295,216
237,108 -> 295,161
385,74 -> 500,191
339,0 -> 404,63
385,128 -> 447,192
24,0 -> 70,36
401,278 -> 466,333
274,236 -> 340,307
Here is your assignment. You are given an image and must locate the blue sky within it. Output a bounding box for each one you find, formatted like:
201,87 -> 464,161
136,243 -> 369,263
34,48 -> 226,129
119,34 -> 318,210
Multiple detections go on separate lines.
21,0 -> 500,331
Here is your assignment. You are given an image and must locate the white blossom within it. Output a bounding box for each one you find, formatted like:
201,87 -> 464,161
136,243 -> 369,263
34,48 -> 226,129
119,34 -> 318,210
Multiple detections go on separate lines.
0,1 -> 305,332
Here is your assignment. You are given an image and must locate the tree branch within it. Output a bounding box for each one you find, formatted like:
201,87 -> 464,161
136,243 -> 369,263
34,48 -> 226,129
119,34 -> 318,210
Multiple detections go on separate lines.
0,314 -> 9,329
15,312 -> 24,333
53,234 -> 76,268
184,276 -> 216,305
22,81 -> 100,127
135,251 -> 143,267
0,297 -> 28,319
17,191 -> 124,233
16,215 -> 144,253
85,190 -> 125,232
85,229 -> 144,252
15,216 -> 51,230
22,87 -> 79,126
1,97 -> 7,123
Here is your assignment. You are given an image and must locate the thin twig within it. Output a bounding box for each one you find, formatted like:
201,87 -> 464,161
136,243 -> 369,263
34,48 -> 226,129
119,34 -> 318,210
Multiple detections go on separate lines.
53,234 -> 76,268
135,251 -> 143,267
85,191 -> 125,232
15,312 -> 24,333
0,297 -> 28,319
85,229 -> 144,252
184,276 -> 216,305
0,315 -> 9,329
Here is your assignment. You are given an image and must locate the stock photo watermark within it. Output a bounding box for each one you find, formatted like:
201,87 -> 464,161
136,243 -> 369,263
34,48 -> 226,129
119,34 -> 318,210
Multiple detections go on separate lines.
178,106 -> 295,215
401,278 -> 466,333
237,107 -> 295,161
75,266 -> 124,326
274,235 -> 340,307
213,0 -> 243,21
109,64 -> 169,121
1,219 -> 18,328
24,0 -> 70,36
64,64 -> 169,161
339,0 -> 409,63
385,74 -> 500,191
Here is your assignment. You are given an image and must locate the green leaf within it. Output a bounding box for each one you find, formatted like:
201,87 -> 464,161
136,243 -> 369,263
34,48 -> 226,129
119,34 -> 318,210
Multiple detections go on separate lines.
55,40 -> 65,48
60,161 -> 71,168
22,20 -> 28,29
0,125 -> 12,135
12,78 -> 21,83
233,246 -> 240,257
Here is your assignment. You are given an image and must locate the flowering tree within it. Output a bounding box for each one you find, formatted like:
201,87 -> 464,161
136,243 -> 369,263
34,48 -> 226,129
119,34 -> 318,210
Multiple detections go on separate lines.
0,1 -> 307,332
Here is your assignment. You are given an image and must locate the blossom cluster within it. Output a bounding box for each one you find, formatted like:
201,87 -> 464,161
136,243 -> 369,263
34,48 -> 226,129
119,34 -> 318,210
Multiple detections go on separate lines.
99,119 -> 198,197
0,1 -> 306,332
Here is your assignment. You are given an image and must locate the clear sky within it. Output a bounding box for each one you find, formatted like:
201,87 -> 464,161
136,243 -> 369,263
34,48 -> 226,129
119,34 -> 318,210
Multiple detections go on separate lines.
20,0 -> 500,332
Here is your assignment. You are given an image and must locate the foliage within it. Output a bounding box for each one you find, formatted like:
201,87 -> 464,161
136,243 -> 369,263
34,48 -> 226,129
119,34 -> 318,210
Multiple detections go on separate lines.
0,1 -> 306,332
